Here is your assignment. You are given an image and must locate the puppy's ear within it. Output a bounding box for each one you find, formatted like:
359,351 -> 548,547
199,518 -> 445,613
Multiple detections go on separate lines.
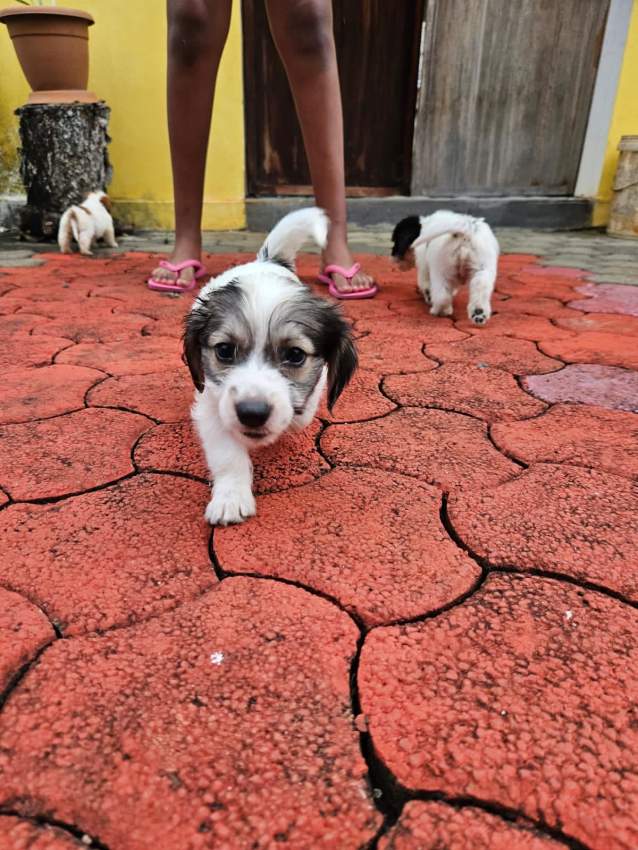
99,194 -> 112,212
326,318 -> 358,411
183,307 -> 207,392
391,215 -> 422,259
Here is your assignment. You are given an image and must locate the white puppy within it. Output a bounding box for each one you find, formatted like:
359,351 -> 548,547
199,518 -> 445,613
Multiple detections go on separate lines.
58,191 -> 117,256
184,207 -> 357,526
391,210 -> 499,325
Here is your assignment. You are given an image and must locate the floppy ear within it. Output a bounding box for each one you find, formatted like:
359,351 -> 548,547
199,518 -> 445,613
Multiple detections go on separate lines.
327,322 -> 358,411
391,215 -> 422,259
182,307 -> 207,392
99,194 -> 112,212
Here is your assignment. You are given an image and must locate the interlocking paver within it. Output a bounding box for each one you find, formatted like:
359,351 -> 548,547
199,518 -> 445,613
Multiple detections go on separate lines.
1,242 -> 638,849
360,574 -> 638,850
0,579 -> 381,849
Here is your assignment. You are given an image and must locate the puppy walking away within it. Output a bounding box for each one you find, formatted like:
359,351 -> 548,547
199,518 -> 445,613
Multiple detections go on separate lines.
58,191 -> 118,256
392,210 -> 499,325
184,207 -> 357,526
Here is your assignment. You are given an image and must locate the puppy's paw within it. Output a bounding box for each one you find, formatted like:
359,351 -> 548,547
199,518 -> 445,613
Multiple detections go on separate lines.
469,304 -> 491,325
420,287 -> 431,305
430,302 -> 453,317
205,487 -> 256,526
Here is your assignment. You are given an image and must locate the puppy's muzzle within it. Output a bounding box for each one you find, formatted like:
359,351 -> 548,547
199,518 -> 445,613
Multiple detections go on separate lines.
235,399 -> 272,429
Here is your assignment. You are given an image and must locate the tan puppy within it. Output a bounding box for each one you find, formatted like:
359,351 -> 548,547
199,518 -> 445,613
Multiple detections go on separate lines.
58,191 -> 118,256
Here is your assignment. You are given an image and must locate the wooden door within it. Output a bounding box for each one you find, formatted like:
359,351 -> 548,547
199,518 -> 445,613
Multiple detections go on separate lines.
412,0 -> 610,196
242,0 -> 424,196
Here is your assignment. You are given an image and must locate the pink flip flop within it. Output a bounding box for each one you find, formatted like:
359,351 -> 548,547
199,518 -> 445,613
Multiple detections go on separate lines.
147,259 -> 207,293
317,262 -> 378,300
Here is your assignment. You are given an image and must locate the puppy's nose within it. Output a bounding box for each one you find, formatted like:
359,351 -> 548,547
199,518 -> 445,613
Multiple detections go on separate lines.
235,399 -> 272,428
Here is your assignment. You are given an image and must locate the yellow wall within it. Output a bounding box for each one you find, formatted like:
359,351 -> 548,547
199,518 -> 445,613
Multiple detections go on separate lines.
594,0 -> 638,226
0,0 -> 245,230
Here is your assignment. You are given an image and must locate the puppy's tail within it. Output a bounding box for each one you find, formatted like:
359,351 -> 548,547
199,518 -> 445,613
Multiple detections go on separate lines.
257,207 -> 329,268
57,208 -> 75,253
411,211 -> 483,250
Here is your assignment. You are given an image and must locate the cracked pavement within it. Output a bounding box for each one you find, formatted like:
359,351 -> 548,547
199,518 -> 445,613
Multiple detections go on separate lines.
0,240 -> 637,849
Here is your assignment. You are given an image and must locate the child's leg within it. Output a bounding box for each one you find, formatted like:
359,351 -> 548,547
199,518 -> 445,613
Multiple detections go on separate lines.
265,0 -> 375,294
150,0 -> 232,288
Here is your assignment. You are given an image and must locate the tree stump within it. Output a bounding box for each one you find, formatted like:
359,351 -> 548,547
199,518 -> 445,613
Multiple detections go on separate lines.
16,101 -> 112,239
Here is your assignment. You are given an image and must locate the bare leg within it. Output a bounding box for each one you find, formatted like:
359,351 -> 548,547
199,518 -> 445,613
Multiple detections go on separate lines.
265,0 -> 375,294
150,0 -> 232,288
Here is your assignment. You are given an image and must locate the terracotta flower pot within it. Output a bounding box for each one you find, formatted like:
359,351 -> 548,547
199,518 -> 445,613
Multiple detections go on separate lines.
0,5 -> 97,104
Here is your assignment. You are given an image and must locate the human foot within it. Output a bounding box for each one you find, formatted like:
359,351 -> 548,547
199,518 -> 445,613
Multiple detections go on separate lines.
148,242 -> 204,291
321,230 -> 376,295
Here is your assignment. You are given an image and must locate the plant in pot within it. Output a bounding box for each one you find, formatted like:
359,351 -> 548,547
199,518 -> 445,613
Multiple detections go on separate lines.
0,0 -> 97,104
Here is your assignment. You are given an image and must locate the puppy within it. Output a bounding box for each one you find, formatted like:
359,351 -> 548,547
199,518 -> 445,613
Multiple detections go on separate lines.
184,207 -> 357,526
58,191 -> 118,256
391,210 -> 499,325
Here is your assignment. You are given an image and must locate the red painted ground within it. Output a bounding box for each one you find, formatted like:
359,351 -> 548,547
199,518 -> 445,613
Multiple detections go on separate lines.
1,249 -> 637,848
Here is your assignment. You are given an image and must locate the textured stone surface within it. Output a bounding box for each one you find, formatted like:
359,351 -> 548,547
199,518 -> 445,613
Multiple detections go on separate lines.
322,368 -> 397,422
427,336 -> 563,374
88,369 -> 193,422
379,802 -> 565,850
135,419 -> 330,493
0,589 -> 54,692
554,311 -> 638,337
0,817 -> 85,849
0,331 -> 71,370
570,282 -> 638,316
322,408 -> 520,491
356,332 -> 437,374
0,474 -> 214,635
31,306 -> 148,342
215,468 -> 480,626
492,404 -> 638,479
0,579 -> 381,850
539,331 -> 638,370
360,574 -> 638,850
0,408 -> 150,500
383,364 -> 547,422
0,364 -> 104,424
493,297 -> 582,320
57,337 -> 183,375
448,464 -> 638,598
454,312 -> 575,341
523,364 -> 638,412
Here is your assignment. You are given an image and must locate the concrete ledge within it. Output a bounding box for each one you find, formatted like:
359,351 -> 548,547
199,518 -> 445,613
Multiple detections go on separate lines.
246,196 -> 593,232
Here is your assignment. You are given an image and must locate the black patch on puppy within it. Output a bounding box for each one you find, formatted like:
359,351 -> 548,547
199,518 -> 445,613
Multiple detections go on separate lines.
183,281 -> 247,391
391,215 -> 422,260
258,246 -> 294,272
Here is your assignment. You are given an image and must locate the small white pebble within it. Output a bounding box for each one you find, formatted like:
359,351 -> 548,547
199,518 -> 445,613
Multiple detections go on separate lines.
81,837 -> 92,847
500,709 -> 507,716
565,610 -> 573,621
210,651 -> 224,665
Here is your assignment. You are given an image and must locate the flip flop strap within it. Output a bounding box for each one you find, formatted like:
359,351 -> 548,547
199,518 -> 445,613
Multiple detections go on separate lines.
158,259 -> 204,274
323,262 -> 361,281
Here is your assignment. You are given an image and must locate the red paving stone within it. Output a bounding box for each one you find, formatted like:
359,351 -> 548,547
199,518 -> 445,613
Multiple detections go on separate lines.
322,408 -> 521,491
0,408 -> 150,500
570,282 -> 638,316
492,403 -> 638,479
2,250 -> 638,847
0,364 -> 104,424
523,363 -> 638,412
360,573 -> 638,850
0,817 -> 85,849
383,363 -> 547,422
135,418 -> 330,493
427,335 -> 563,374
215,468 -> 480,626
0,331 -> 72,369
87,369 -> 193,422
0,474 -> 214,635
448,464 -> 638,598
378,802 -> 565,850
0,588 -> 54,692
0,579 -> 381,849
539,330 -> 638,370
57,337 -> 183,375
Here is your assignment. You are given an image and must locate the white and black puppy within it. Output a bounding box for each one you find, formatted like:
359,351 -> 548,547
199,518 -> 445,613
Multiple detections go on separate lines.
391,210 -> 499,325
58,190 -> 118,256
184,207 -> 357,526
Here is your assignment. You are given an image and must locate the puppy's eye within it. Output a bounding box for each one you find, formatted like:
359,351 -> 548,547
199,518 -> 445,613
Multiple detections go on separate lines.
282,346 -> 306,367
214,342 -> 236,363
